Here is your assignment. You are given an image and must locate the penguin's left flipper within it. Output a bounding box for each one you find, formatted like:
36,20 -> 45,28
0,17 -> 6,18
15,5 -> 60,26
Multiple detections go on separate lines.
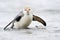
33,15 -> 46,26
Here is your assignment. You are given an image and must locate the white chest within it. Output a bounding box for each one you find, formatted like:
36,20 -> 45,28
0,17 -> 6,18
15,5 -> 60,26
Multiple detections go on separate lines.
14,14 -> 33,29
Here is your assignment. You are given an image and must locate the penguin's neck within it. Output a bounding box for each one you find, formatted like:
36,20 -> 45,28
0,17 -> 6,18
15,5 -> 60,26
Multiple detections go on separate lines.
23,11 -> 32,16
25,13 -> 33,18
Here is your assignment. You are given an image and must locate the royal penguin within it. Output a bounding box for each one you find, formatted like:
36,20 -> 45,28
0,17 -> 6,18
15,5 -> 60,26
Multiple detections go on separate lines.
4,7 -> 46,30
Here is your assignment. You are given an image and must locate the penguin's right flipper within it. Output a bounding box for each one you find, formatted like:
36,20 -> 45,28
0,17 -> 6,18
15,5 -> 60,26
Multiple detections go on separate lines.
4,16 -> 22,30
10,16 -> 22,29
4,11 -> 24,30
4,20 -> 14,30
10,22 -> 14,29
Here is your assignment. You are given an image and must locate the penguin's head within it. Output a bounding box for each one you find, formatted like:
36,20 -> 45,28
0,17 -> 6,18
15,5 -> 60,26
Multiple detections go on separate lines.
23,7 -> 32,15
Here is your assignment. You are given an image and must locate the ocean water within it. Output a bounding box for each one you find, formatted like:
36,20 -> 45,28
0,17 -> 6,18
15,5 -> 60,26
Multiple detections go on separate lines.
0,0 -> 60,40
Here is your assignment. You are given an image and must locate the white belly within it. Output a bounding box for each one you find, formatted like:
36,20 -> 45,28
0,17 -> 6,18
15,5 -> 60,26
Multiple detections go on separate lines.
14,15 -> 33,29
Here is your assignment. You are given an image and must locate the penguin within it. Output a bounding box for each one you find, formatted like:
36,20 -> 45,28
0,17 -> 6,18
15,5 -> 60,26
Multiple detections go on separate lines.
4,7 -> 46,30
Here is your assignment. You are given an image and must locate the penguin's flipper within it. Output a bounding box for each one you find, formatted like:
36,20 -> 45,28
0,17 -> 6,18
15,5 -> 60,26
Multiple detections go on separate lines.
4,11 -> 24,30
33,15 -> 46,26
4,15 -> 23,30
10,16 -> 22,29
4,20 -> 14,30
10,21 -> 14,29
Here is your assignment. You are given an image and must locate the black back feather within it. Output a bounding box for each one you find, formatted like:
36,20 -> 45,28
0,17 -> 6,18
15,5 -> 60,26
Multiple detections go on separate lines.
15,16 -> 22,22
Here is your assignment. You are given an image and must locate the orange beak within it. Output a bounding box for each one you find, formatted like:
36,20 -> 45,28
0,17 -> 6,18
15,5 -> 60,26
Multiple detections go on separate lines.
25,7 -> 31,14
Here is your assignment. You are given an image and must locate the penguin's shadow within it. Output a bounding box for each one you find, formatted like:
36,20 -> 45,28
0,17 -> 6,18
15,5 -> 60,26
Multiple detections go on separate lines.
3,28 -> 35,34
0,27 -> 47,34
0,26 -> 46,31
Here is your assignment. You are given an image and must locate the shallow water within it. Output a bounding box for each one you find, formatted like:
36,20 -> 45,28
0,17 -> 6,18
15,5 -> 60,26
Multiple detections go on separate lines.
0,10 -> 60,40
0,0 -> 60,40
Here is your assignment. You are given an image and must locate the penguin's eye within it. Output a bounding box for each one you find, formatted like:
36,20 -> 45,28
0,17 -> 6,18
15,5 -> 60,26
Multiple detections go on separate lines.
25,9 -> 27,11
29,9 -> 30,10
25,8 -> 31,11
